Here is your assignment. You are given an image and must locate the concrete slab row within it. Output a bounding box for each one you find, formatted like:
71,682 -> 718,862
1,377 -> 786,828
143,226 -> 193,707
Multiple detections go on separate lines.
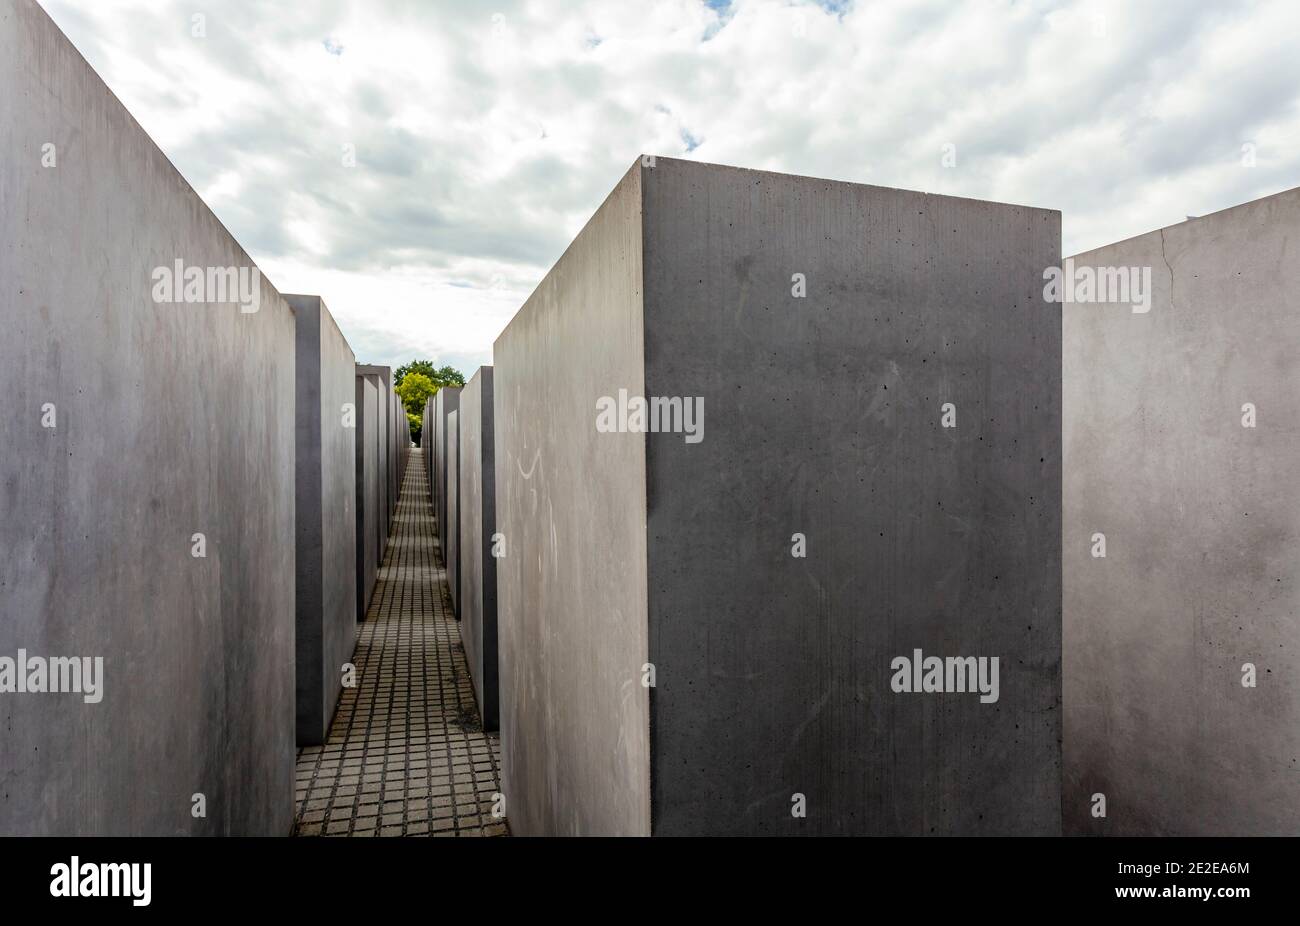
434,386 -> 462,578
458,368 -> 499,729
446,411 -> 461,615
356,374 -> 380,620
356,364 -> 393,566
6,0 -> 1296,837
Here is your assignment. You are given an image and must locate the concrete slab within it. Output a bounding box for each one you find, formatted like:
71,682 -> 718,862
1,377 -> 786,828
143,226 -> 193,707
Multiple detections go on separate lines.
289,295 -> 357,746
1063,187 -> 1300,836
434,386 -> 462,561
459,367 -> 499,729
355,374 -> 379,620
494,163 -> 652,836
400,394 -> 410,487
424,399 -> 434,509
446,410 -> 460,616
494,156 -> 1061,836
357,364 -> 392,566
388,390 -> 401,517
0,0 -> 295,834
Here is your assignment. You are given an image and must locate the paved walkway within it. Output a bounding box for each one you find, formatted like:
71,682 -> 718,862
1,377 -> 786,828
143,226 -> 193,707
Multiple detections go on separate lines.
294,448 -> 506,837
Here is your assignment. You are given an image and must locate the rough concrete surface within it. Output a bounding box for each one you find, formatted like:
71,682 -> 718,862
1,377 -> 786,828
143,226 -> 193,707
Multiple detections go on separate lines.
290,295 -> 357,746
388,384 -> 401,520
396,391 -> 410,492
494,163 -> 651,836
446,410 -> 460,615
356,374 -> 379,620
1063,188 -> 1300,836
458,367 -> 499,730
434,386 -> 461,561
424,399 -> 434,509
0,0 -> 295,835
357,364 -> 391,564
495,157 -> 1060,836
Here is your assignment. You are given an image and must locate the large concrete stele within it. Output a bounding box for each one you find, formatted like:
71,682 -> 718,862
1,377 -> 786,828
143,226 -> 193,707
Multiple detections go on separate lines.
446,410 -> 460,616
355,373 -> 379,620
0,0 -> 295,835
1063,187 -> 1300,836
289,295 -> 357,746
357,364 -> 391,566
389,389 -> 405,516
434,386 -> 462,564
494,156 -> 1062,836
424,399 -> 435,509
458,367 -> 499,729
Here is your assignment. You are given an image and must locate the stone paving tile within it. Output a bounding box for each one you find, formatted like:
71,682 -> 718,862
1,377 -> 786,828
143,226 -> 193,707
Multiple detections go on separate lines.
295,448 -> 508,837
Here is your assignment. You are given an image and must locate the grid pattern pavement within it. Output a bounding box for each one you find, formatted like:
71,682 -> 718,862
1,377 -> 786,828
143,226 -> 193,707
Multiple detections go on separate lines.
294,447 -> 507,837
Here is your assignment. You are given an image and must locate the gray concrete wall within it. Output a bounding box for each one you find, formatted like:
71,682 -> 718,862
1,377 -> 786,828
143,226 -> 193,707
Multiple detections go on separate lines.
642,158 -> 1061,835
388,390 -> 397,513
356,374 -> 379,620
387,386 -> 400,522
388,383 -> 400,518
0,0 -> 295,834
377,376 -> 389,561
446,411 -> 460,615
289,295 -> 357,746
435,386 -> 461,561
459,367 -> 499,729
1063,188 -> 1300,836
494,163 -> 650,836
436,388 -> 448,527
357,364 -> 391,565
431,395 -> 440,520
424,399 -> 434,509
494,157 -> 1060,836
395,391 -> 409,490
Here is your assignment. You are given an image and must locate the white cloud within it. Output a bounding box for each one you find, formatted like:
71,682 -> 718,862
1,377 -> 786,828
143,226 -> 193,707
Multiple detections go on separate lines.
40,0 -> 1300,371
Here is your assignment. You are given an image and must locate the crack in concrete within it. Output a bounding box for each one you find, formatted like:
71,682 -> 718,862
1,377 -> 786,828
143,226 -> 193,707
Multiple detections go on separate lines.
1159,227 -> 1175,310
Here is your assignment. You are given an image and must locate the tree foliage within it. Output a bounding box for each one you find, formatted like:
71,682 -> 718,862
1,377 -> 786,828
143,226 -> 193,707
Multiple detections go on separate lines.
396,372 -> 438,446
395,360 -> 465,389
393,360 -> 466,446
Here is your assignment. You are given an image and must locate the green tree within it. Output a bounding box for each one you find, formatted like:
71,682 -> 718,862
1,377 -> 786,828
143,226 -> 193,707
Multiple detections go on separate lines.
393,361 -> 466,446
394,360 -> 466,389
394,359 -> 436,386
430,365 -> 466,388
396,372 -> 438,447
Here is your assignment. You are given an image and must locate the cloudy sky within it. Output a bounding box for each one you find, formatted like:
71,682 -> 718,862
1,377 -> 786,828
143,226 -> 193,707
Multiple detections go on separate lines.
42,0 -> 1300,374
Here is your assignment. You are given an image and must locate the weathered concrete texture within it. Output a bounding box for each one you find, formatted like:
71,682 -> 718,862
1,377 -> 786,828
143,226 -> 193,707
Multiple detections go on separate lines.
357,364 -> 391,566
389,387 -> 402,521
0,0 -> 294,834
432,394 -> 441,518
446,411 -> 460,615
495,164 -> 651,836
381,384 -> 406,531
458,367 -> 499,730
356,374 -> 379,620
289,295 -> 357,746
495,157 -> 1061,836
1063,188 -> 1300,836
423,399 -> 434,508
434,386 -> 462,561
396,391 -> 410,492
